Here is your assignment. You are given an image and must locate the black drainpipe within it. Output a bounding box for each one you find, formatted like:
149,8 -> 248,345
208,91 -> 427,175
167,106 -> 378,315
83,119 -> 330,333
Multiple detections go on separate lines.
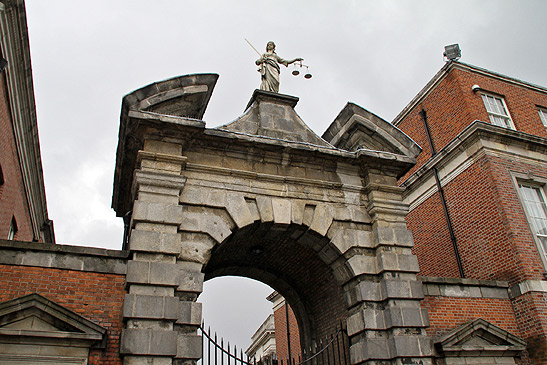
285,301 -> 292,362
419,109 -> 465,278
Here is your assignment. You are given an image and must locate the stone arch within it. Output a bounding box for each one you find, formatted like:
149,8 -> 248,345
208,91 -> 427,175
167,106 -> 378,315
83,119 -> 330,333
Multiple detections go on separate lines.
177,193 -> 362,347
114,75 -> 432,364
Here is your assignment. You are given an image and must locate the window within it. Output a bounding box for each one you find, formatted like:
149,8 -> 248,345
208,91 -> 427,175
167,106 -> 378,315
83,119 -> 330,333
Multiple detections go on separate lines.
481,93 -> 514,129
7,216 -> 17,240
539,107 -> 547,130
519,183 -> 547,262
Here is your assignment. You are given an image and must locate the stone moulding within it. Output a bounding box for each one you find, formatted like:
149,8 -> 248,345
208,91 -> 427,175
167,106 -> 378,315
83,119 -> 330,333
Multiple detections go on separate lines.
0,293 -> 107,348
435,318 -> 526,358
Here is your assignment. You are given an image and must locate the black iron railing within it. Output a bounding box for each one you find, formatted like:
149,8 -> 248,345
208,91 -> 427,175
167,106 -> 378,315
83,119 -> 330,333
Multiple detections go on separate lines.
198,321 -> 349,365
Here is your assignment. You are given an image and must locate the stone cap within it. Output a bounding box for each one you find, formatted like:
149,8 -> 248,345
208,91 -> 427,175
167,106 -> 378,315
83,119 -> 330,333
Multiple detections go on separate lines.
0,293 -> 107,348
322,102 -> 421,158
218,89 -> 332,147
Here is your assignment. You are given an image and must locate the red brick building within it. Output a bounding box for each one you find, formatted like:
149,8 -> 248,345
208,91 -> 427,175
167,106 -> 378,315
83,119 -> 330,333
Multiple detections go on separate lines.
0,0 -> 54,243
395,60 -> 547,363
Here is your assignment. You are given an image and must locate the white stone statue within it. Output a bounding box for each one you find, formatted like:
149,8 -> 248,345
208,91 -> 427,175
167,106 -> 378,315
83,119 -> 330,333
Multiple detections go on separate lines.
255,41 -> 303,93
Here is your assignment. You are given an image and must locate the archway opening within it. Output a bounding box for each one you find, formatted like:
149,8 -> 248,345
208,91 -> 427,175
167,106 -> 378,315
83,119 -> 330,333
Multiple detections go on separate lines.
202,222 -> 348,354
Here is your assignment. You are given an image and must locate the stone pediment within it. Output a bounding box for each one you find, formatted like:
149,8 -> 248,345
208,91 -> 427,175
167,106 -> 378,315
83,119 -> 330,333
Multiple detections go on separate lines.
121,73 -> 218,120
435,318 -> 526,357
218,89 -> 333,148
0,293 -> 107,348
322,102 -> 421,158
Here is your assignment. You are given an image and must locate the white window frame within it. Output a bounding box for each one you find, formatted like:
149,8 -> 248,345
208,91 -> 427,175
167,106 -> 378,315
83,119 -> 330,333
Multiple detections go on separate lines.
481,93 -> 515,130
516,178 -> 547,268
538,107 -> 547,130
7,216 -> 17,240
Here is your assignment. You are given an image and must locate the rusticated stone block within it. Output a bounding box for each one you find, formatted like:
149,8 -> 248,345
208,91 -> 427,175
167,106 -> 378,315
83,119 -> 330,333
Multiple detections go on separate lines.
350,338 -> 391,363
129,230 -> 181,254
177,301 -> 202,325
175,334 -> 202,359
126,261 -> 179,287
123,294 -> 179,320
132,201 -> 183,225
121,329 -> 177,356
389,335 -> 432,357
177,269 -> 204,293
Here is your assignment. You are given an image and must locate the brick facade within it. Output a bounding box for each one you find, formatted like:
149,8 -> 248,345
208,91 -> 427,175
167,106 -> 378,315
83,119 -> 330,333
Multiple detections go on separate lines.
272,301 -> 301,361
397,61 -> 547,363
0,73 -> 35,241
0,264 -> 125,364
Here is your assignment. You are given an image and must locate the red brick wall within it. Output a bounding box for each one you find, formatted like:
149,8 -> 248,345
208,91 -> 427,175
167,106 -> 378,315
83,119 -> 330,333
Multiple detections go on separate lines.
421,295 -> 531,364
408,154 -> 546,284
421,295 -> 519,338
273,303 -> 301,361
512,292 -> 547,363
0,74 -> 35,241
0,264 -> 126,364
398,65 -> 547,183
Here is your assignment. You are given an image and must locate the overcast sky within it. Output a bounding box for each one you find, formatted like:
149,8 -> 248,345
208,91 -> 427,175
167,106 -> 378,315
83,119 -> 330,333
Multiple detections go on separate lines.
24,0 -> 547,354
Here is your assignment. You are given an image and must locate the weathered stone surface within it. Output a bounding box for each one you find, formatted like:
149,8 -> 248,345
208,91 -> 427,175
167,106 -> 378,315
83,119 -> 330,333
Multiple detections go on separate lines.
175,334 -> 202,359
272,198 -> 291,225
309,203 -> 334,236
177,269 -> 204,293
255,196 -> 274,222
126,261 -> 179,287
123,294 -> 180,320
121,329 -> 178,356
132,201 -> 183,225
180,210 -> 232,244
225,193 -> 255,228
129,230 -> 181,254
177,301 -> 202,326
0,239 -> 128,274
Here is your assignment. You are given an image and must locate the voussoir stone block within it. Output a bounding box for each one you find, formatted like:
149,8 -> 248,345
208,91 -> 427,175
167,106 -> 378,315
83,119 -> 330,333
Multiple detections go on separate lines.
126,261 -> 179,286
133,201 -> 183,225
129,230 -> 181,254
121,329 -> 178,356
123,294 -> 179,320
272,198 -> 291,225
346,255 -> 377,276
177,301 -> 202,326
180,210 -> 232,244
225,193 -> 254,228
309,203 -> 334,236
255,196 -> 274,222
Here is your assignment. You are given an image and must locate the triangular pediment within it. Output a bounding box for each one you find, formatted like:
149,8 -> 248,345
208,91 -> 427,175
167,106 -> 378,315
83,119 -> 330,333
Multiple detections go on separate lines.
218,89 -> 333,148
322,102 -> 421,158
435,318 -> 526,357
0,293 -> 106,348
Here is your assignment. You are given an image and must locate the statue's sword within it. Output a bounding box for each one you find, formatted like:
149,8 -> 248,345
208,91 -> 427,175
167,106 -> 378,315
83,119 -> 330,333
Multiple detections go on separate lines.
245,38 -> 262,57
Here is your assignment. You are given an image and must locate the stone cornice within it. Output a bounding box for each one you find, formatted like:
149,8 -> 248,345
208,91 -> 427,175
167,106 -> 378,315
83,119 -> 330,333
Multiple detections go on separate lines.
393,61 -> 547,126
0,238 -> 128,274
402,121 -> 547,207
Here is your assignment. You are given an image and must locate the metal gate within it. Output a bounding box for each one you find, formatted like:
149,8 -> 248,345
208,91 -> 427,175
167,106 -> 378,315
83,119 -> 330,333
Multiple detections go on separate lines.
198,321 -> 349,365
